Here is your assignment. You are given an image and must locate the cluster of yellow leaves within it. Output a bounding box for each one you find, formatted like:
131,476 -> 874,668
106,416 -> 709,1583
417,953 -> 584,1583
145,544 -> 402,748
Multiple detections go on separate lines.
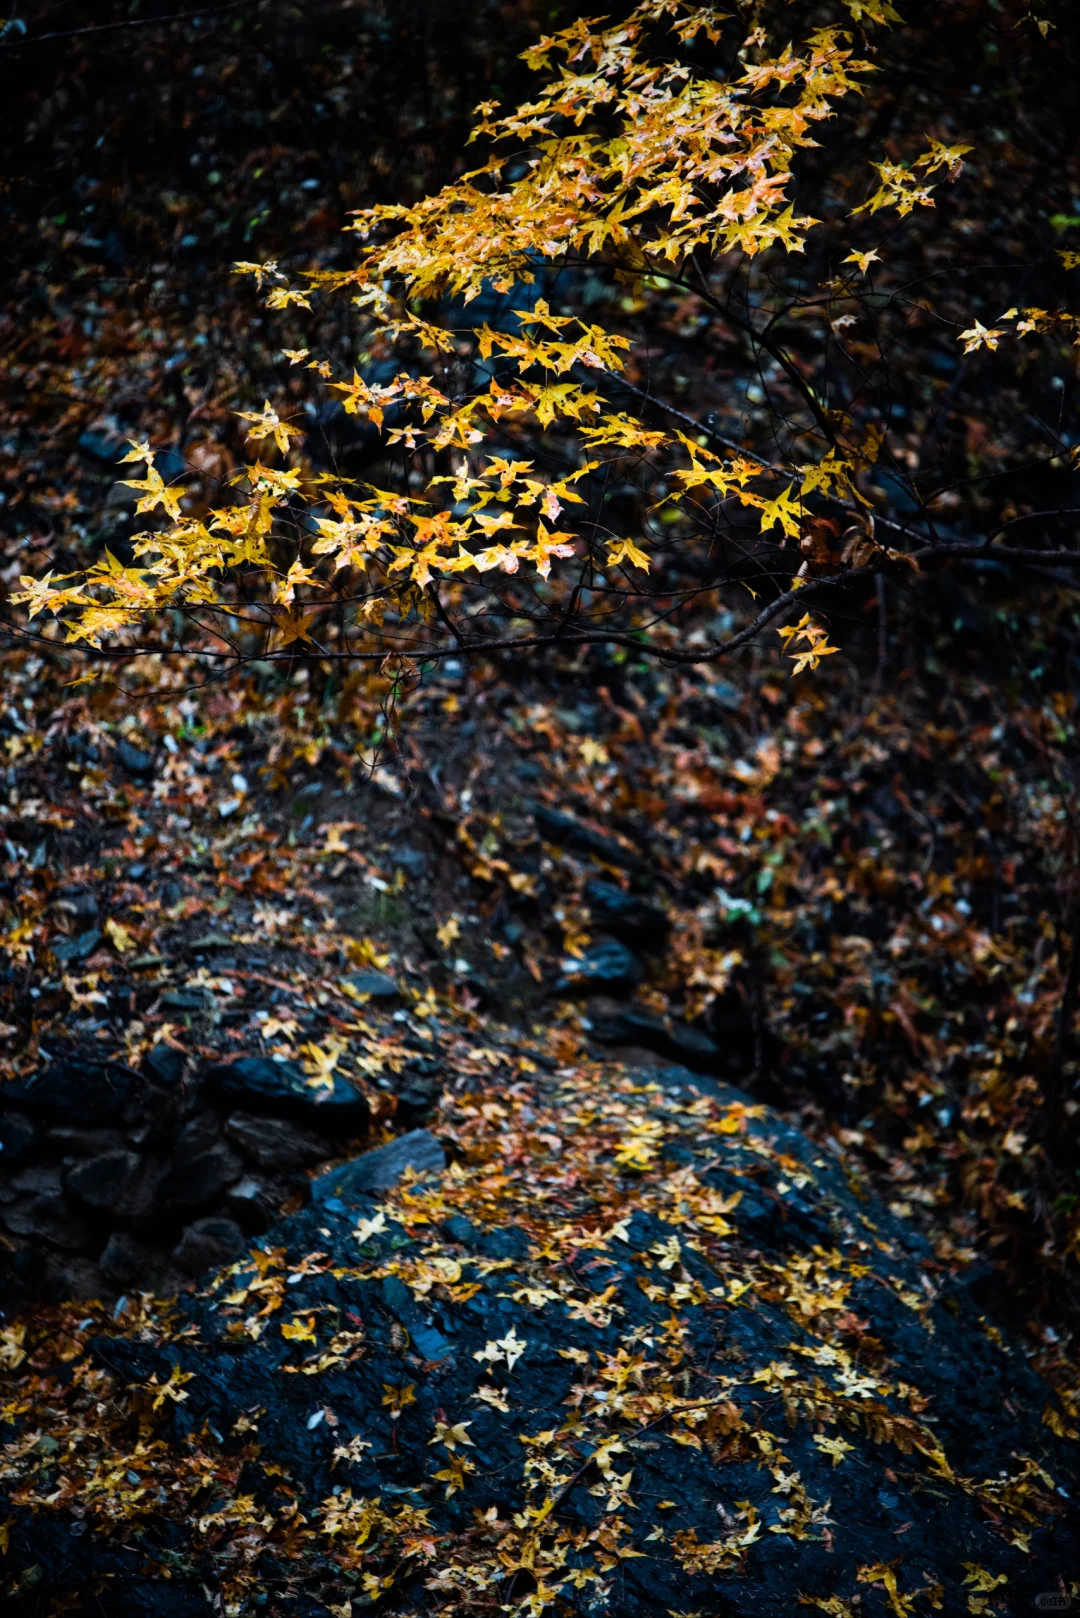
12,0 -> 957,679
958,302 -> 1080,357
854,141 -> 972,218
777,613 -> 841,674
353,7 -> 872,297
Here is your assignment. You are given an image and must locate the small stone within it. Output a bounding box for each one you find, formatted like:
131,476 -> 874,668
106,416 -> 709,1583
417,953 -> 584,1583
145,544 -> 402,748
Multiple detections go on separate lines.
0,1112 -> 35,1165
51,928 -> 104,964
172,1216 -> 246,1276
588,1006 -> 722,1071
0,1060 -> 135,1125
311,1128 -> 445,1207
1,1195 -> 88,1251
556,936 -> 643,994
379,1274 -> 453,1361
224,1112 -> 332,1171
42,1255 -> 107,1302
341,970 -> 400,1001
533,805 -> 646,873
47,1126 -> 127,1156
58,889 -> 99,920
172,1113 -> 222,1163
222,1176 -> 276,1233
116,738 -> 155,779
155,1143 -> 244,1211
160,987 -> 216,1012
584,879 -> 669,948
100,1230 -> 153,1288
11,1164 -> 63,1197
396,1076 -> 439,1120
441,1214 -> 477,1245
203,1056 -> 368,1131
65,1150 -> 148,1216
142,1045 -> 187,1087
707,678 -> 743,712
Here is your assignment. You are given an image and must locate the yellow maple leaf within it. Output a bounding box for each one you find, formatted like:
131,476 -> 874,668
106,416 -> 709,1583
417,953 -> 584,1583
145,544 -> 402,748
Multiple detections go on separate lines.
758,483 -> 802,538
429,1419 -> 474,1451
381,1382 -> 416,1413
236,399 -> 303,456
961,1566 -> 1007,1594
843,0 -> 902,24
120,463 -> 186,521
300,1037 -> 347,1089
957,319 -> 1004,353
281,1315 -> 318,1344
812,1433 -> 855,1465
605,538 -> 651,571
103,917 -> 136,954
843,248 -> 881,272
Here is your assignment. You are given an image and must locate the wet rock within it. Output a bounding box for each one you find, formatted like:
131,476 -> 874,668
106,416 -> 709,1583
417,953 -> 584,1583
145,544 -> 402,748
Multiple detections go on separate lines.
311,1127 -> 446,1207
380,1272 -> 454,1361
46,1126 -> 126,1157
100,1230 -> 154,1289
172,1113 -> 222,1163
395,1072 -> 441,1121
0,1059 -> 136,1126
4,1072 -> 1077,1616
584,878 -> 669,948
589,1004 -> 725,1072
441,1213 -> 477,1245
224,1111 -> 332,1171
1,1194 -> 88,1250
41,1255 -> 107,1302
51,928 -> 104,964
203,1055 -> 368,1131
534,804 -> 646,872
57,887 -> 99,920
172,1216 -> 246,1276
160,987 -> 217,1012
556,935 -> 643,994
155,1143 -> 244,1212
142,1045 -> 187,1088
10,1163 -> 64,1197
65,1150 -> 159,1220
222,1175 -> 277,1233
115,738 -> 155,779
0,1112 -> 35,1166
341,969 -> 400,1001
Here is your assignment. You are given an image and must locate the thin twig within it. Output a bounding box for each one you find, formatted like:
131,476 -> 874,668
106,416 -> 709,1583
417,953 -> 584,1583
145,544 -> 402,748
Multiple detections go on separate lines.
871,571 -> 887,698
0,0 -> 259,50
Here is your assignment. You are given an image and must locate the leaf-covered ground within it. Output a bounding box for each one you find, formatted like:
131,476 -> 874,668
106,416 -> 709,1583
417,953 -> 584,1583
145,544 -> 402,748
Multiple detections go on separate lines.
2,599 -> 1080,1615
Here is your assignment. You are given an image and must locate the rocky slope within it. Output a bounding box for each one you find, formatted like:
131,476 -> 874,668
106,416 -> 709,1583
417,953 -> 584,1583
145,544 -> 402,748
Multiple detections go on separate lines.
1,1063 -> 1075,1616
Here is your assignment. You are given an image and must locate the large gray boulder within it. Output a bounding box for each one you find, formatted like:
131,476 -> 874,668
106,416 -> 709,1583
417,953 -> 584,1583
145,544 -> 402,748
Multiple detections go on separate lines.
1,1066 -> 1075,1617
